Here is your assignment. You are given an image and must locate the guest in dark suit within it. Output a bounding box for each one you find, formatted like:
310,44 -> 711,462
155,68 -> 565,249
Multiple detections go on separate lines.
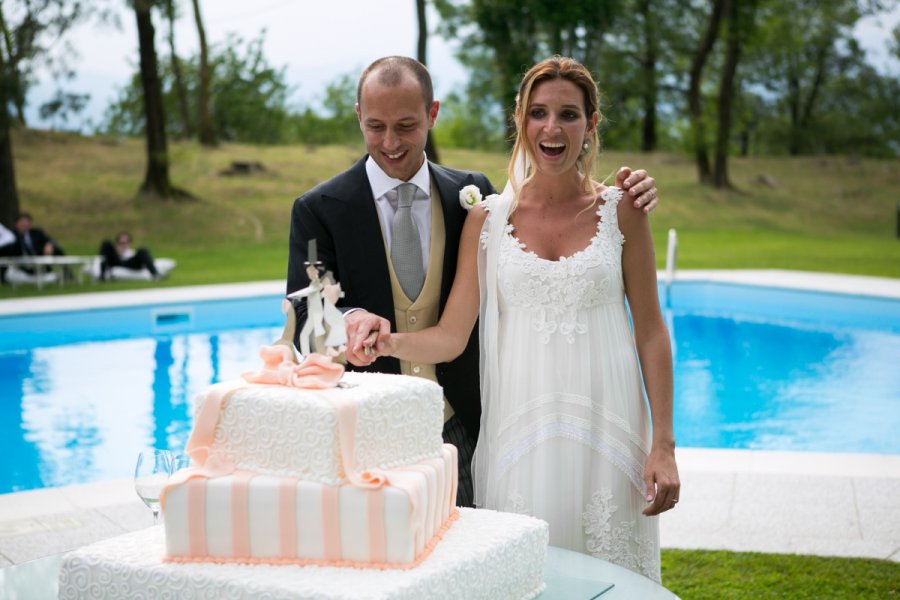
98,231 -> 159,280
14,212 -> 64,258
287,56 -> 660,507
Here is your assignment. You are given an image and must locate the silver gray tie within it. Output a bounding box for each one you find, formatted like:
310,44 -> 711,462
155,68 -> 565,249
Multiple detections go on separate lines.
390,182 -> 425,299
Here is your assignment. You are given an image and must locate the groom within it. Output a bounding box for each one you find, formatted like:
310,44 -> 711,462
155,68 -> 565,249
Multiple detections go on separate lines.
286,56 -> 659,507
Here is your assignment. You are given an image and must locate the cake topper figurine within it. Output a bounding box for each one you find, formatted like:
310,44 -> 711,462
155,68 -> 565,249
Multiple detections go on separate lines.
275,239 -> 347,362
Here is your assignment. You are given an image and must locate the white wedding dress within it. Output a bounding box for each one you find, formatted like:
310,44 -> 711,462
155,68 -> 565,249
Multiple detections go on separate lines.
474,187 -> 661,582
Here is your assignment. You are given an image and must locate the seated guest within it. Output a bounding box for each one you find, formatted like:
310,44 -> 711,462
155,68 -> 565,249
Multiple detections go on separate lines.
11,212 -> 67,279
14,212 -> 65,257
99,231 -> 159,280
0,221 -> 16,283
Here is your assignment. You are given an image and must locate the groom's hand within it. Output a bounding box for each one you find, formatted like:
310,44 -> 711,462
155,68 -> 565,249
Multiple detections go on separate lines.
344,309 -> 390,366
616,166 -> 658,214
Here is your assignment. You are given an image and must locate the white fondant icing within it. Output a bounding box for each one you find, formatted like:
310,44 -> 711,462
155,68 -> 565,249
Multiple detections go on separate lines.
201,372 -> 444,485
62,509 -> 550,600
338,486 -> 369,562
249,475 -> 280,557
163,483 -> 189,556
296,481 -> 325,559
164,446 -> 458,566
206,477 -> 233,557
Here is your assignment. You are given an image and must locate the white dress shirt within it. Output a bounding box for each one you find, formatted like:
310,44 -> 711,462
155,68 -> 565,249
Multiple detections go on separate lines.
365,155 -> 432,273
0,222 -> 14,247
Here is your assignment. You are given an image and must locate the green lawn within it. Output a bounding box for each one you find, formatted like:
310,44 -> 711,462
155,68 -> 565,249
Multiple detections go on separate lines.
662,549 -> 900,599
4,128 -> 899,302
5,129 -> 900,597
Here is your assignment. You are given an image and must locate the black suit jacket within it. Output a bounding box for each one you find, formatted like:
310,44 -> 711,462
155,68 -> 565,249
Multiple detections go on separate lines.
287,156 -> 496,441
15,228 -> 63,256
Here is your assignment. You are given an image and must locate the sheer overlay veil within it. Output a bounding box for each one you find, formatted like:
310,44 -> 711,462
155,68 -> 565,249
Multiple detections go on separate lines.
472,148 -> 528,508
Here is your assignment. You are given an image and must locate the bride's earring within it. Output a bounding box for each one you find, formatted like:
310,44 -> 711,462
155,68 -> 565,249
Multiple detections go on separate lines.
581,140 -> 590,154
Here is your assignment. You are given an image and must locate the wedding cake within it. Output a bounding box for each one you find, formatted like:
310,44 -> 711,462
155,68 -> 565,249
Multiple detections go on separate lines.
57,257 -> 549,598
162,359 -> 461,567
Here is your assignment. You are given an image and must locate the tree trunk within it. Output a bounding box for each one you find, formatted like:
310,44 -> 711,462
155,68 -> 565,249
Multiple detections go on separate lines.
639,0 -> 657,152
0,10 -> 19,224
688,0 -> 725,184
135,0 -> 174,198
165,0 -> 193,139
713,0 -> 740,189
416,0 -> 440,163
192,0 -> 215,146
0,5 -> 25,127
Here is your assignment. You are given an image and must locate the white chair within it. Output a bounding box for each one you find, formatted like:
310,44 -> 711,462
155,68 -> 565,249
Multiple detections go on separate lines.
5,265 -> 59,286
85,257 -> 177,281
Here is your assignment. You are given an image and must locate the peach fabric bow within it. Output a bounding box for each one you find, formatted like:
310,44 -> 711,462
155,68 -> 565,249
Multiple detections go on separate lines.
242,345 -> 345,389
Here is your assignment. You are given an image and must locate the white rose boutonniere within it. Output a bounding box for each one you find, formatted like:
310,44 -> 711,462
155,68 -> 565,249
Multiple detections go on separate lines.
459,184 -> 483,210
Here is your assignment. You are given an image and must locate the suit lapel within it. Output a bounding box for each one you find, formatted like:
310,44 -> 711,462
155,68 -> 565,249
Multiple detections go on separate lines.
327,157 -> 395,324
429,162 -> 475,308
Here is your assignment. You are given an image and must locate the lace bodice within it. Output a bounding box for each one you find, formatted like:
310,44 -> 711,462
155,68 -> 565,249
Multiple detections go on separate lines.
484,187 -> 625,344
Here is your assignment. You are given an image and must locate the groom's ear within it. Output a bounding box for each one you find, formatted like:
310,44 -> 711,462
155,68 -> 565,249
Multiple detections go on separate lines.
427,100 -> 440,128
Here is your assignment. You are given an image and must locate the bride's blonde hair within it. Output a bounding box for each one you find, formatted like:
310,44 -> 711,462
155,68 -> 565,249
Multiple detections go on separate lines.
507,56 -> 602,199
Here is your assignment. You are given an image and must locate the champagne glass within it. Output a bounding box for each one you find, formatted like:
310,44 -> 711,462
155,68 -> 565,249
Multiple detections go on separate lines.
134,449 -> 173,525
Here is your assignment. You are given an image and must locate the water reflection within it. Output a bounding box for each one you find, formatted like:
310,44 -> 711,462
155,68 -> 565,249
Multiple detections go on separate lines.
1,313 -> 898,494
0,327 -> 279,494
671,313 -> 900,454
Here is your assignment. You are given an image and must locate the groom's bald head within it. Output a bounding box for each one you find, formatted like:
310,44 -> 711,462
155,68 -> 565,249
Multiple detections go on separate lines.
357,56 -> 434,112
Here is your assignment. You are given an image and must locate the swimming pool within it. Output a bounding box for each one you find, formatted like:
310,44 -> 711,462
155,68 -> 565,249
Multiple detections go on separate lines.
1,278 -> 898,494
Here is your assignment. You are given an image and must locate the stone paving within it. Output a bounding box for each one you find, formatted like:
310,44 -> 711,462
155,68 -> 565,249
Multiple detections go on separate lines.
1,448 -> 898,567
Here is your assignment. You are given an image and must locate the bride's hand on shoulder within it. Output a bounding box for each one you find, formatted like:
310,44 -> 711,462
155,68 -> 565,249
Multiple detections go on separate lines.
642,443 -> 680,516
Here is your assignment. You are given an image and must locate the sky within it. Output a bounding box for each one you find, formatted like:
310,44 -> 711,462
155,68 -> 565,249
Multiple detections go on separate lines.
26,0 -> 900,131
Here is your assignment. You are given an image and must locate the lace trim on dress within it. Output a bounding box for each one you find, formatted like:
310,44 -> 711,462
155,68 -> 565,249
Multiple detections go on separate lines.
504,491 -> 530,515
495,418 -> 646,494
495,187 -> 626,344
583,488 -> 661,582
495,392 -> 648,453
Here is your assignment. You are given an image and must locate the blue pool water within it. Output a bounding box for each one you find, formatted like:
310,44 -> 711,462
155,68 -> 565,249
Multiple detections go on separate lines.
1,282 -> 898,494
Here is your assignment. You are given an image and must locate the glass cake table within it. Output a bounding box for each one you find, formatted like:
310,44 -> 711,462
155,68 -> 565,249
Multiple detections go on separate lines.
0,544 -> 678,600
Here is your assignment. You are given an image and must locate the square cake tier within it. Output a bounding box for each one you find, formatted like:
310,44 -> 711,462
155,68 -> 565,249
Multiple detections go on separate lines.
199,372 -> 444,484
59,508 -> 549,600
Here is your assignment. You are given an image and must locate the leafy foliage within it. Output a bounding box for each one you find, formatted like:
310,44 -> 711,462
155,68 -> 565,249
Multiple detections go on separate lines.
100,32 -> 295,144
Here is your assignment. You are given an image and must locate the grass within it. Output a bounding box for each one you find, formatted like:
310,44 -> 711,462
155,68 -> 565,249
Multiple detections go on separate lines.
5,129 -> 900,596
661,549 -> 900,599
4,128 -> 899,301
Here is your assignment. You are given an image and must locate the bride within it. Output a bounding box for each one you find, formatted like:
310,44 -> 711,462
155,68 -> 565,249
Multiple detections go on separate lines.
374,56 -> 679,582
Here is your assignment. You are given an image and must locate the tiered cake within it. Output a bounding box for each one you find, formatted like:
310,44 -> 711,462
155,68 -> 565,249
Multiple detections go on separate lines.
162,367 -> 460,567
57,358 -> 549,599
57,255 -> 549,598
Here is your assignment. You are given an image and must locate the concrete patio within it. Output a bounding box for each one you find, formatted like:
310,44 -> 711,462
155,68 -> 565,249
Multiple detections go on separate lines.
1,447 -> 898,568
2,271 -> 899,568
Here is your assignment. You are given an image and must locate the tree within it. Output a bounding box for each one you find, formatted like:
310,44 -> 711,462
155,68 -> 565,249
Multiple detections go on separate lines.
745,0 -> 894,156
435,0 -> 622,147
712,0 -> 749,189
133,0 -> 180,198
100,32 -> 299,145
599,0 -> 698,152
417,0 -> 440,163
191,0 -> 215,146
0,1 -> 89,226
163,0 -> 192,138
687,0 -> 725,184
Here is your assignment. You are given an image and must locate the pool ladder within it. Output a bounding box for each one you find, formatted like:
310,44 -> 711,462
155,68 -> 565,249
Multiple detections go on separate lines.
664,228 -> 677,295
664,228 -> 677,357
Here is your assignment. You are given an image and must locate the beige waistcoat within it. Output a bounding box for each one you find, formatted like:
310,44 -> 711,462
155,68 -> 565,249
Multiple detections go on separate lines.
384,180 -> 454,422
